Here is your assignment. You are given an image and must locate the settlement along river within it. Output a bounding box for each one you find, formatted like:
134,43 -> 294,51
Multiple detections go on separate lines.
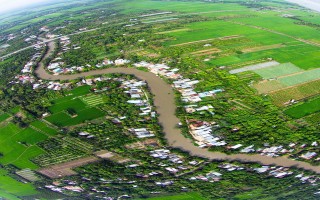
35,42 -> 320,174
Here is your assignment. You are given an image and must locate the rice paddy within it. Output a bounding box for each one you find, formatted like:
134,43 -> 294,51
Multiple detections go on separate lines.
284,97 -> 320,118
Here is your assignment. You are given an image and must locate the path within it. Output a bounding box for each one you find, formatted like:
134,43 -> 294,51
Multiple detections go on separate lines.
34,42 -> 320,174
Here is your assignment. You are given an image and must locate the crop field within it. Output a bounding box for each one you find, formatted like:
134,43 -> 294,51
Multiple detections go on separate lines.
284,97 -> 320,119
251,63 -> 320,95
269,79 -> 320,107
34,137 -> 93,167
143,192 -> 205,200
81,94 -> 105,106
30,120 -> 58,136
253,63 -> 303,79
229,61 -> 279,74
49,98 -> 87,114
0,113 -> 10,123
45,107 -> 104,127
0,169 -> 37,199
0,123 -> 47,169
304,112 -> 320,124
38,156 -> 99,179
278,68 -> 320,86
253,80 -> 286,94
45,86 -> 105,126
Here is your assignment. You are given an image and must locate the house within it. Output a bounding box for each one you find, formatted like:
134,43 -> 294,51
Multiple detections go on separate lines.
300,152 -> 317,160
115,59 -> 130,65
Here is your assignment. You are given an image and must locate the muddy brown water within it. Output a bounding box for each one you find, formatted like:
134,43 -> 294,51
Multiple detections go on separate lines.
35,42 -> 320,173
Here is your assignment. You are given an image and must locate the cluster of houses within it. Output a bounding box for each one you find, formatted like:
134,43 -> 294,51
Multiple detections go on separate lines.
149,149 -> 184,164
189,171 -> 222,182
187,119 -> 226,148
129,128 -> 155,138
78,131 -> 95,139
21,53 -> 42,73
219,163 -> 319,184
134,62 -> 181,79
45,179 -> 85,193
24,35 -> 37,43
14,51 -> 44,84
184,104 -> 214,115
132,61 -> 225,102
121,79 -> 156,117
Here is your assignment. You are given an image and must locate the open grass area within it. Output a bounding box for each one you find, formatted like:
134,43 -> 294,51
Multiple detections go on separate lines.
0,123 -> 47,169
284,97 -> 320,118
143,192 -> 206,200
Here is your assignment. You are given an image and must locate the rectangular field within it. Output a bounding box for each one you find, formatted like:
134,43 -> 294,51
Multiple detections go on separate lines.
0,123 -> 47,169
269,79 -> 320,106
30,120 -> 58,136
45,107 -> 104,127
0,169 -> 37,198
38,156 -> 99,179
229,61 -> 279,74
142,192 -> 205,200
278,68 -> 320,86
81,94 -> 104,106
0,113 -> 10,123
253,63 -> 303,79
49,98 -> 87,114
284,97 -> 320,118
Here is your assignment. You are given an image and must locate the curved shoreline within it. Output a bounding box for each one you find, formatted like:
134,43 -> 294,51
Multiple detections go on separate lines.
35,44 -> 320,174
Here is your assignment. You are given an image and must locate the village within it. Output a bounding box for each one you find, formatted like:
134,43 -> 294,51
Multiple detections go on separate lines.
12,47 -> 319,164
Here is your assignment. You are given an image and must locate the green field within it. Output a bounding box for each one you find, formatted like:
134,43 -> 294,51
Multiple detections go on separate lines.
0,113 -> 10,123
49,98 -> 87,114
278,68 -> 320,86
0,123 -> 46,169
0,169 -> 37,199
253,67 -> 320,94
30,120 -> 58,136
284,97 -> 320,118
253,63 -> 303,79
45,86 -> 105,126
45,107 -> 104,126
143,192 -> 206,200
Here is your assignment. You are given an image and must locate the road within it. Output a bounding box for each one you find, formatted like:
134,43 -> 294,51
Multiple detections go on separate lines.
34,42 -> 320,174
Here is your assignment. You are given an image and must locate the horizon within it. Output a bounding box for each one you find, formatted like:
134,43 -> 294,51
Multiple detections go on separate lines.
0,0 -> 50,14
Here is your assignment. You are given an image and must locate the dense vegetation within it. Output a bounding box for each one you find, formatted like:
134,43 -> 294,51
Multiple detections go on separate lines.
0,0 -> 319,199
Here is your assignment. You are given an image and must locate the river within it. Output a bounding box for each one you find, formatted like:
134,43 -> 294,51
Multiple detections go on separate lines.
35,42 -> 320,174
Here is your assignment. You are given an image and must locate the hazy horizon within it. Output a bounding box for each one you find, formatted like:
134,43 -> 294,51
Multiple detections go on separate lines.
0,0 -> 50,14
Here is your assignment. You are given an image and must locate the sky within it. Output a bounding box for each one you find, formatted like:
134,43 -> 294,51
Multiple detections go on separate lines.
0,0 -> 49,13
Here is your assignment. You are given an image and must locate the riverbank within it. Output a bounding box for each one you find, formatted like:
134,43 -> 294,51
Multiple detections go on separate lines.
34,43 -> 320,174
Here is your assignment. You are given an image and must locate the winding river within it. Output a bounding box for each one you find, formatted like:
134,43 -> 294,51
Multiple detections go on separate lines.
35,42 -> 320,174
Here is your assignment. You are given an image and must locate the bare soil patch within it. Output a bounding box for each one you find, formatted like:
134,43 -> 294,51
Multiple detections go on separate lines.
37,156 -> 99,179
